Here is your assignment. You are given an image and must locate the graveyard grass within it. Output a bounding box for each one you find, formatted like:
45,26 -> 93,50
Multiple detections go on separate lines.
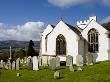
0,61 -> 110,82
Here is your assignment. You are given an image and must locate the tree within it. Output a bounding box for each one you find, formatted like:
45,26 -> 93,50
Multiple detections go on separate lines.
13,48 -> 26,59
27,40 -> 35,57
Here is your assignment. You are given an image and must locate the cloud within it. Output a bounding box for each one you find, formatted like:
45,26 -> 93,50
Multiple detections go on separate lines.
102,0 -> 110,6
48,0 -> 90,8
0,21 -> 45,41
101,16 -> 110,24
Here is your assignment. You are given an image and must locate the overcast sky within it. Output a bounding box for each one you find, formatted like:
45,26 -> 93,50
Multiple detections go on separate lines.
0,0 -> 110,41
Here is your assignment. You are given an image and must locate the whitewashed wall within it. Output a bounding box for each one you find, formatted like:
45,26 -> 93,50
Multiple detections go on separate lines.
81,20 -> 109,62
41,25 -> 53,55
47,21 -> 79,64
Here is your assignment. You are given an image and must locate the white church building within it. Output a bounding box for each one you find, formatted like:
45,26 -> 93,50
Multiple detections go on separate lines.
40,16 -> 110,65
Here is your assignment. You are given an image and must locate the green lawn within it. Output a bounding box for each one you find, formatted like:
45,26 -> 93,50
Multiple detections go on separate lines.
0,61 -> 110,82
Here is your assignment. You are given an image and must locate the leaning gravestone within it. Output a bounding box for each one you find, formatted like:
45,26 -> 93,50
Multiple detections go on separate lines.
76,55 -> 83,67
55,56 -> 60,67
33,56 -> 39,71
54,71 -> 60,79
12,61 -> 15,70
86,52 -> 93,65
66,55 -> 73,66
16,58 -> 20,70
49,58 -> 56,71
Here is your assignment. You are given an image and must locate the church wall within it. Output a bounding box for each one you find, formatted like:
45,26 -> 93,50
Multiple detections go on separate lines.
81,20 -> 109,62
46,21 -> 79,64
40,25 -> 53,55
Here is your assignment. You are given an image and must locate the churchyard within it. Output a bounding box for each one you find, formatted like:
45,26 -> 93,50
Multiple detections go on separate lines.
0,55 -> 110,82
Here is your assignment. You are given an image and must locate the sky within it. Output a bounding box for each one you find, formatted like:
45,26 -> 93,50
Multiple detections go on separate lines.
0,0 -> 110,41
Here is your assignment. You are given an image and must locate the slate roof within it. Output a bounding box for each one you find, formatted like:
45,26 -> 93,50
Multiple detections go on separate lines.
51,25 -> 55,28
65,23 -> 81,35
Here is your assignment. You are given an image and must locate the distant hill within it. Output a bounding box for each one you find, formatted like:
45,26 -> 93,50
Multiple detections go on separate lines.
0,40 -> 40,49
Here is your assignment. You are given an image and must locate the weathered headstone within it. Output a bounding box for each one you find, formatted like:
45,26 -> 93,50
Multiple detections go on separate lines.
27,56 -> 32,66
33,56 -> 39,71
0,60 -> 3,68
16,58 -> 20,70
66,55 -> 73,66
77,67 -> 82,71
4,63 -> 8,69
24,57 -> 27,64
7,60 -> 11,70
55,56 -> 60,67
69,66 -> 74,72
42,56 -> 48,66
38,56 -> 42,66
20,59 -> 24,64
17,73 -> 20,77
86,52 -> 93,65
49,58 -> 56,71
12,61 -> 15,70
76,55 -> 83,67
54,71 -> 60,79
27,56 -> 33,70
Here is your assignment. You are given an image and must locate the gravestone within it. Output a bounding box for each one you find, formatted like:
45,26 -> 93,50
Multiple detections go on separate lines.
7,60 -> 11,70
33,56 -> 39,71
76,55 -> 83,67
4,63 -> 8,69
69,66 -> 74,72
66,55 -> 73,66
0,60 -> 3,68
27,56 -> 33,70
24,57 -> 27,64
86,52 -> 93,65
38,56 -> 42,66
49,58 -> 56,71
27,56 -> 32,66
16,58 -> 20,70
54,71 -> 60,79
55,56 -> 60,67
17,73 -> 20,77
78,67 -> 82,71
12,61 -> 15,70
20,59 -> 24,64
42,56 -> 48,66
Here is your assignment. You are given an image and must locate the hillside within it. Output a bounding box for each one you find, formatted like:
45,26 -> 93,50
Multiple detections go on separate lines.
0,40 -> 40,48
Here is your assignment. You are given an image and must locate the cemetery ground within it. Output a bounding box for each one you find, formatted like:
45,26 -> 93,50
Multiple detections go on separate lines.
0,61 -> 110,82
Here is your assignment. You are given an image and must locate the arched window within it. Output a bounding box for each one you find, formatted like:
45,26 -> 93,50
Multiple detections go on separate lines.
88,28 -> 99,53
56,34 -> 66,55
